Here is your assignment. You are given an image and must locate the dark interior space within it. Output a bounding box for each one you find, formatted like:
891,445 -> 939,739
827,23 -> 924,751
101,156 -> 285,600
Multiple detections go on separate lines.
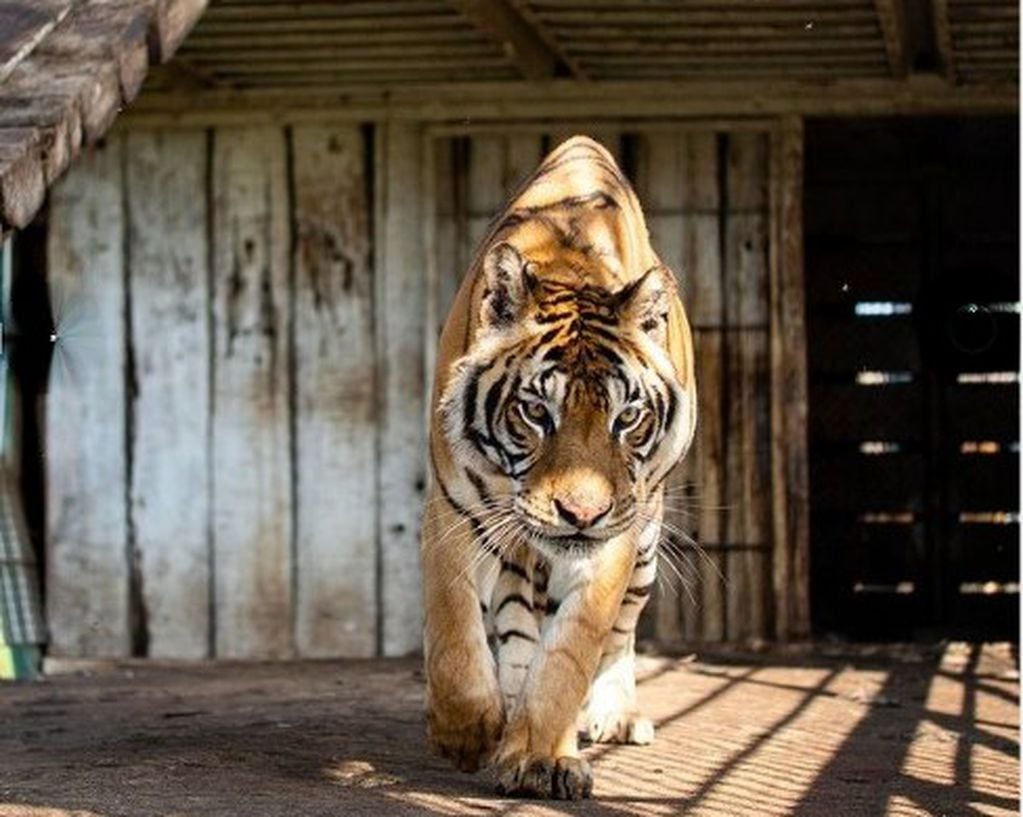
805,116 -> 1020,642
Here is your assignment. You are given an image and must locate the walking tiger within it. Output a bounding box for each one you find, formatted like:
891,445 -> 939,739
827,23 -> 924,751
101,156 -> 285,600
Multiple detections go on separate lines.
421,135 -> 696,799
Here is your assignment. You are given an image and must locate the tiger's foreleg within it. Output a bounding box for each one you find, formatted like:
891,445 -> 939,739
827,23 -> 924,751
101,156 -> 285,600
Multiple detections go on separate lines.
421,484 -> 504,773
493,537 -> 637,800
580,507 -> 661,745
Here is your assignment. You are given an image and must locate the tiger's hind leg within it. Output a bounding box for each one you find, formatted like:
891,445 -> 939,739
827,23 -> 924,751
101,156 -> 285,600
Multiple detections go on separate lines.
579,510 -> 659,745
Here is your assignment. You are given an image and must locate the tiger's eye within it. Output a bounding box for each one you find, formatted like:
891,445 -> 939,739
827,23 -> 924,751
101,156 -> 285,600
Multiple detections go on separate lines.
522,400 -> 549,423
616,405 -> 642,429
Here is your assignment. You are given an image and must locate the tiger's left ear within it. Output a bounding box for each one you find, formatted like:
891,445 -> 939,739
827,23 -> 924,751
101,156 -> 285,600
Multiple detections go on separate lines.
479,242 -> 537,332
616,265 -> 677,345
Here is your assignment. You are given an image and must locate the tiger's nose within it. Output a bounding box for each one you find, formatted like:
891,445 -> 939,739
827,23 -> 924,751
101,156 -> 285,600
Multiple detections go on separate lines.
553,494 -> 612,530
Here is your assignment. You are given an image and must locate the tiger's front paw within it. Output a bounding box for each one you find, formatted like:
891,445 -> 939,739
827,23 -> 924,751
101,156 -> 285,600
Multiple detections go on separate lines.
581,709 -> 655,745
427,692 -> 504,773
495,754 -> 593,800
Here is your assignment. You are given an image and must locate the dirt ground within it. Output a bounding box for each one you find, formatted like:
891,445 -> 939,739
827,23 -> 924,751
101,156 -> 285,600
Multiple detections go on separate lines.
0,643 -> 1017,817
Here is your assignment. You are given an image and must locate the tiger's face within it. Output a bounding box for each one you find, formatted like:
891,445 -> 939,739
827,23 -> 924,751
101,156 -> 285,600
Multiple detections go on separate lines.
441,242 -> 694,561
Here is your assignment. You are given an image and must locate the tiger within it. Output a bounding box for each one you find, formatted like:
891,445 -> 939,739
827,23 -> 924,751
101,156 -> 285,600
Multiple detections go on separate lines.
421,135 -> 696,800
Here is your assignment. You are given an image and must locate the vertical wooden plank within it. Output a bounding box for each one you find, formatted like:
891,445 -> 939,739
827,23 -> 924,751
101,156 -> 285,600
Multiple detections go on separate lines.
503,133 -> 544,197
694,329 -> 726,642
724,331 -> 771,641
292,125 -> 376,658
636,132 -> 687,645
466,134 -> 504,256
210,126 -> 292,659
126,129 -> 209,659
46,136 -> 128,657
376,121 -> 426,656
770,117 -> 811,640
724,131 -> 772,642
433,137 -> 460,324
637,129 -> 727,644
684,134 -> 724,329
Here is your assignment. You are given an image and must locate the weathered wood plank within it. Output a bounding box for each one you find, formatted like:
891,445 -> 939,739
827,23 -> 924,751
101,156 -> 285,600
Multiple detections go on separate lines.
725,214 -> 769,328
45,136 -> 129,657
770,118 -> 811,639
126,129 -> 210,659
874,0 -> 909,78
376,121 -> 426,656
291,125 -> 377,658
639,132 -> 685,644
0,97 -> 83,186
504,132 -> 544,198
0,127 -> 46,230
5,55 -> 122,143
148,0 -> 209,63
38,1 -> 152,103
465,134 -> 505,266
724,330 -> 771,641
0,0 -> 73,85
210,126 -> 292,659
694,329 -> 726,641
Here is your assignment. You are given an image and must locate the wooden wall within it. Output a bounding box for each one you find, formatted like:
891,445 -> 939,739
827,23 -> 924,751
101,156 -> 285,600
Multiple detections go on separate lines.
42,120 -> 804,659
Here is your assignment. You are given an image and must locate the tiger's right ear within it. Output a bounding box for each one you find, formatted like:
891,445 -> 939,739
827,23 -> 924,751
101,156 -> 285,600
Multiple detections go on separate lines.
479,242 -> 536,331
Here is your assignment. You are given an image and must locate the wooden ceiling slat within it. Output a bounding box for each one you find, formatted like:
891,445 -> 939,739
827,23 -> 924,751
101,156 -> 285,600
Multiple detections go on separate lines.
183,29 -> 482,47
530,0 -> 870,7
207,57 -> 515,74
565,39 -> 886,55
534,9 -> 879,26
558,24 -> 882,40
184,44 -> 503,62
201,2 -> 455,19
191,16 -> 470,33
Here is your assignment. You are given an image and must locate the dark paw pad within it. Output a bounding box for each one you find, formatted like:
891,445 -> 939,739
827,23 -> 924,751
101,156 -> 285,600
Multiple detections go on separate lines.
496,757 -> 555,798
553,757 -> 593,800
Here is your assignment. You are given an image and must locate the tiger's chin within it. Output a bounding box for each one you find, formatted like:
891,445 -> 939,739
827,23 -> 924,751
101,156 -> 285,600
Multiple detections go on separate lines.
518,519 -> 632,563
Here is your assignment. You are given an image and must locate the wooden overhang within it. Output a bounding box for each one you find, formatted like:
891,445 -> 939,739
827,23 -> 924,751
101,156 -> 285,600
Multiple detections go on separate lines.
1,0 -> 1018,230
0,0 -> 207,232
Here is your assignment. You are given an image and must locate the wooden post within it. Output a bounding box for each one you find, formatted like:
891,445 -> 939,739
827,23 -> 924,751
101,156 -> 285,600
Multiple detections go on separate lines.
375,121 -> 426,656
210,126 -> 293,658
45,136 -> 129,657
769,117 -> 811,640
291,125 -> 377,658
126,129 -> 210,659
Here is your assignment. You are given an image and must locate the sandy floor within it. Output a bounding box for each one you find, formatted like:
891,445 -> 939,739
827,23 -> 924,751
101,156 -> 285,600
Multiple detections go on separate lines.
0,643 -> 1017,816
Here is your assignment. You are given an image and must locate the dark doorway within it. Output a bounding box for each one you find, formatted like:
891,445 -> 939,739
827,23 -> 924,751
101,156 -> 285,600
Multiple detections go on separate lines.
805,118 -> 1019,641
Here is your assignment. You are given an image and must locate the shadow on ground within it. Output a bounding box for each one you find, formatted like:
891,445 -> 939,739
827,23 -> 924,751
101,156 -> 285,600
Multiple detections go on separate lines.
0,643 -> 1017,816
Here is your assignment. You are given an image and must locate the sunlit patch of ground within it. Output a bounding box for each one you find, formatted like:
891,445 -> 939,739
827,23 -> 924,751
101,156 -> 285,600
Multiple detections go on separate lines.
1,643 -> 1017,816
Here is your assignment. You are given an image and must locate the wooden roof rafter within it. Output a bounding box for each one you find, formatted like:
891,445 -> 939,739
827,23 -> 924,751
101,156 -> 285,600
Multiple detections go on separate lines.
874,0 -> 910,77
449,0 -> 585,80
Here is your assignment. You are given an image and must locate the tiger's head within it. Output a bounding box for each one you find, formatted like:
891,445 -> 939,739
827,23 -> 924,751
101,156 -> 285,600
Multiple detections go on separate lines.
440,241 -> 695,561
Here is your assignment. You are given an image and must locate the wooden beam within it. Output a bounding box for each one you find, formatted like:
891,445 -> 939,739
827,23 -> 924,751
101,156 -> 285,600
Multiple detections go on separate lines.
123,75 -> 1017,127
769,116 -> 810,641
449,0 -> 570,80
874,0 -> 910,77
931,0 -> 958,81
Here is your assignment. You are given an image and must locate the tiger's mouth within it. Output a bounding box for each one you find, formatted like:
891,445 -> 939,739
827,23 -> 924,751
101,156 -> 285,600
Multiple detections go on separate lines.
516,512 -> 636,559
